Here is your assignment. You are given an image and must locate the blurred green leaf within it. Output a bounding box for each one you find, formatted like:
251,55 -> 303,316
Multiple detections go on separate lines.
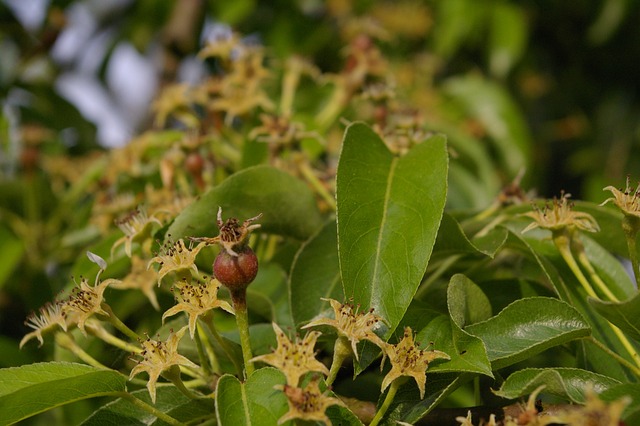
0,225 -> 23,289
494,367 -> 621,403
489,2 -> 528,78
589,291 -> 640,342
168,165 -> 323,241
0,362 -> 126,424
601,383 -> 640,424
466,297 -> 591,369
247,262 -> 292,328
337,123 -> 448,336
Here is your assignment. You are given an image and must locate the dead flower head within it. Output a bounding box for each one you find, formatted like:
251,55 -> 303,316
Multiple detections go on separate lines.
380,327 -> 450,399
302,298 -> 385,361
251,322 -> 329,387
190,207 -> 262,257
602,176 -> 640,219
162,277 -> 234,339
65,274 -> 111,336
276,377 -> 344,426
108,255 -> 161,310
20,301 -> 69,348
129,326 -> 198,404
521,192 -> 599,235
112,207 -> 163,258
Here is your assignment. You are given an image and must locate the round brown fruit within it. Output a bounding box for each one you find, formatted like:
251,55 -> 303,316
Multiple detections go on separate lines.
213,246 -> 258,291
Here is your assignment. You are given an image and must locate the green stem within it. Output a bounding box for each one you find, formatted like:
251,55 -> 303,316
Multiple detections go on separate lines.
117,392 -> 183,425
552,231 -> 598,299
55,332 -> 107,369
588,337 -> 640,378
297,160 -> 336,211
197,321 -> 220,375
164,365 -> 202,400
86,321 -> 142,353
326,337 -> 352,387
369,379 -> 403,426
622,215 -> 640,288
232,292 -> 255,378
102,304 -> 141,341
575,247 -> 619,301
415,255 -> 462,299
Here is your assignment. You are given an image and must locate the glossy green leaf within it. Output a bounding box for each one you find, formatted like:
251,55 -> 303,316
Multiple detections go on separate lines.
601,383 -> 640,424
443,75 -> 530,177
80,386 -> 214,425
581,234 -> 636,300
215,367 -> 288,426
289,219 -> 343,326
447,274 -> 492,328
589,292 -> 640,342
466,297 -> 591,369
494,368 -> 621,403
433,214 -> 488,257
0,362 -> 127,424
168,165 -> 323,241
337,122 -> 448,336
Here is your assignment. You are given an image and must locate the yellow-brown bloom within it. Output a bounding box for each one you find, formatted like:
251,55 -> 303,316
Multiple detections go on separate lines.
277,377 -> 344,426
190,207 -> 261,257
302,298 -> 385,361
521,192 -> 599,235
65,275 -> 111,335
162,277 -> 234,339
20,301 -> 69,348
129,327 -> 199,404
147,239 -> 207,285
380,327 -> 449,399
602,176 -> 640,218
112,207 -> 163,258
251,322 -> 329,386
108,255 -> 161,310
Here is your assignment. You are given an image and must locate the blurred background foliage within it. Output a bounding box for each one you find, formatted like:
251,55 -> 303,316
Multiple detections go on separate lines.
1,0 -> 639,371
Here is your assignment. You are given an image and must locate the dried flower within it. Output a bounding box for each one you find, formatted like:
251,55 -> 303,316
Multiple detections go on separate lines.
602,176 -> 640,219
129,327 -> 198,403
162,277 -> 234,339
65,275 -> 111,335
147,238 -> 207,285
251,322 -> 329,386
190,207 -> 261,256
20,301 -> 68,348
277,377 -> 344,426
521,192 -> 599,235
380,327 -> 449,399
112,207 -> 163,258
302,298 -> 385,361
108,255 -> 161,310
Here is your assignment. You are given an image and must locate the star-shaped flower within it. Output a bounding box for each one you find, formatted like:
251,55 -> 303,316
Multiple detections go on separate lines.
276,377 -> 344,426
302,298 -> 385,361
521,192 -> 599,235
162,277 -> 234,339
65,275 -> 111,335
129,327 -> 199,404
112,207 -> 163,258
380,327 -> 449,399
108,255 -> 161,310
147,238 -> 207,285
251,322 -> 329,386
20,301 -> 69,348
601,176 -> 640,219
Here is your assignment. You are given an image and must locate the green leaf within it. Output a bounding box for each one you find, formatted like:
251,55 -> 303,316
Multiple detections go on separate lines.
289,219 -> 343,326
248,262 -> 293,328
601,383 -> 640,424
494,368 -> 621,403
488,3 -> 528,78
167,165 -> 323,241
589,291 -> 640,342
433,214 -> 488,257
447,274 -> 492,327
0,225 -> 24,290
215,367 -> 288,426
0,362 -> 127,424
337,122 -> 448,336
80,386 -> 214,425
466,297 -> 591,369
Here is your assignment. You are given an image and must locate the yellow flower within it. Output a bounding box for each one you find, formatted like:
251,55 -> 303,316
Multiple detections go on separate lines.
276,377 -> 344,426
65,275 -> 111,335
108,255 -> 161,310
251,322 -> 329,386
302,298 -> 385,361
380,327 -> 450,399
152,83 -> 207,128
20,301 -> 69,348
147,239 -> 207,285
111,207 -> 163,258
162,277 -> 234,339
190,207 -> 261,256
521,192 -> 599,235
602,176 -> 640,218
129,327 -> 199,404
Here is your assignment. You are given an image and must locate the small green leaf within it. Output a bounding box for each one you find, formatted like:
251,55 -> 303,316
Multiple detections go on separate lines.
466,297 -> 591,369
80,387 -> 214,425
215,367 -> 288,426
433,214 -> 488,257
495,368 -> 621,404
337,122 -> 448,336
447,274 -> 492,327
589,292 -> 640,342
289,219 -> 343,326
0,362 -> 127,424
168,165 -> 323,241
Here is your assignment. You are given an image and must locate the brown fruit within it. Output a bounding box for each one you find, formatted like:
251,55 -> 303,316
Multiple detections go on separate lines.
213,246 -> 258,291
